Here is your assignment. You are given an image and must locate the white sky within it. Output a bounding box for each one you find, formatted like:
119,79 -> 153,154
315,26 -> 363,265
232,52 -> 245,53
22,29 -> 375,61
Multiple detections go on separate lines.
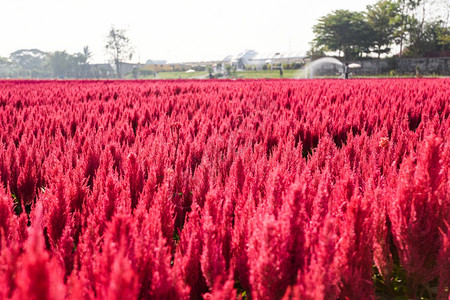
1,0 -> 379,63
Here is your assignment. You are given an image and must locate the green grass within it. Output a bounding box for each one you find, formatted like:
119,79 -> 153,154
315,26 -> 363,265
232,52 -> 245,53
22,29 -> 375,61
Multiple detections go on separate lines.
139,71 -> 209,79
136,69 -> 303,80
237,69 -> 301,79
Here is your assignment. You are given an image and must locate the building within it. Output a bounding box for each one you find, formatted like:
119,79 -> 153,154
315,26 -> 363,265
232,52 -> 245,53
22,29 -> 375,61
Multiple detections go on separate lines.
224,50 -> 306,70
145,59 -> 167,65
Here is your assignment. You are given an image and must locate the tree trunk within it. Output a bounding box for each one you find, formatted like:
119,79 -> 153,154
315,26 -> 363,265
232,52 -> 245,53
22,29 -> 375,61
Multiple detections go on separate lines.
115,59 -> 121,79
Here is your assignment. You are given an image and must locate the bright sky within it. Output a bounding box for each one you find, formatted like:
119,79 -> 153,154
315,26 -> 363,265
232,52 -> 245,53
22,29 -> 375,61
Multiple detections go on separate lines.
1,0 -> 379,63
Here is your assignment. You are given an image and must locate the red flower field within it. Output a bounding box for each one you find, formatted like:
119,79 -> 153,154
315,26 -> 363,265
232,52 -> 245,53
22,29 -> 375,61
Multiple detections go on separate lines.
0,79 -> 449,299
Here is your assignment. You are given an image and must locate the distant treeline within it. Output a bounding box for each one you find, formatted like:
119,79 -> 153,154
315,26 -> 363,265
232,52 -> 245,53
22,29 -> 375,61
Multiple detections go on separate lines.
310,0 -> 449,60
0,47 -> 117,79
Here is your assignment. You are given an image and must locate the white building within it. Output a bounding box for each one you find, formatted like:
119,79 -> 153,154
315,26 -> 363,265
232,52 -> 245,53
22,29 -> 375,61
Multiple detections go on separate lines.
146,59 -> 167,65
223,50 -> 306,70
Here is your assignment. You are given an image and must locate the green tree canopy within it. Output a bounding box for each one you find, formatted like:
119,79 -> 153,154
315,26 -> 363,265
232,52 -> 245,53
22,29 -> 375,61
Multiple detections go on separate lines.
9,49 -> 50,78
405,19 -> 450,56
313,10 -> 375,60
366,0 -> 401,57
48,51 -> 72,78
403,0 -> 450,56
10,49 -> 48,71
48,47 -> 94,79
392,0 -> 423,56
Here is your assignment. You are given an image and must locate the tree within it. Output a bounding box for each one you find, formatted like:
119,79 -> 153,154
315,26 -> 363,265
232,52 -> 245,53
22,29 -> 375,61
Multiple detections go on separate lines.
437,2 -> 450,49
437,23 -> 450,50
306,41 -> 326,57
312,0 -> 449,59
10,49 -> 50,78
48,51 -> 74,78
392,0 -> 422,56
405,19 -> 450,56
73,46 -> 92,78
0,57 -> 12,78
105,26 -> 133,78
367,0 -> 401,57
405,0 -> 450,56
82,45 -> 92,65
312,10 -> 375,60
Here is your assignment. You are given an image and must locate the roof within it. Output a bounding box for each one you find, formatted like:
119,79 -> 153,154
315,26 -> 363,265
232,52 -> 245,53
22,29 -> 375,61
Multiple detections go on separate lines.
252,51 -> 306,60
223,50 -> 306,62
146,59 -> 167,65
